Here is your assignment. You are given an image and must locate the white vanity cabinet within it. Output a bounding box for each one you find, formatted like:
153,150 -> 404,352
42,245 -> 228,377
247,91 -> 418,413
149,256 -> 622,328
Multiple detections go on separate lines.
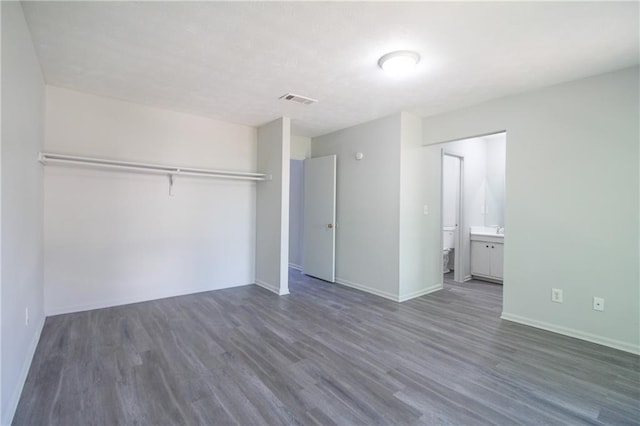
470,234 -> 504,282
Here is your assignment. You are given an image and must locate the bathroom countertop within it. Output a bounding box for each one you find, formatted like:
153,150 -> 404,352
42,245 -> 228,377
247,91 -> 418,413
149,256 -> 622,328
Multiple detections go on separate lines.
470,232 -> 504,243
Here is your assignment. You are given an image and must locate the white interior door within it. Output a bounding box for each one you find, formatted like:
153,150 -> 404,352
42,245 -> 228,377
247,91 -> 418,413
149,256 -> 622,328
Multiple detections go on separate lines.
303,155 -> 336,282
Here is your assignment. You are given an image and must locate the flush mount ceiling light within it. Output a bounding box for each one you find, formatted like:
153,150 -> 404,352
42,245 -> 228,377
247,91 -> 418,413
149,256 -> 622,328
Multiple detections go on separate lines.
378,50 -> 420,77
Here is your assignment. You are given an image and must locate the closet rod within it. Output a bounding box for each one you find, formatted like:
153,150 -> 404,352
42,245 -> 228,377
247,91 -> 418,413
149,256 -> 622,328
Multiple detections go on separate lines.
39,152 -> 270,181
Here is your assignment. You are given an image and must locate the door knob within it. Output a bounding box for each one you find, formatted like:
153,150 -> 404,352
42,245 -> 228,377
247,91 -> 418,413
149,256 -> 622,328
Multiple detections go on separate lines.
327,224 -> 334,229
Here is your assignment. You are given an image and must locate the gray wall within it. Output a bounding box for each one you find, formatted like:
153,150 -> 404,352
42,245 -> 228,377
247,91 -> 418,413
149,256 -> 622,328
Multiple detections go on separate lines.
312,115 -> 402,300
256,118 -> 290,295
1,2 -> 46,423
288,160 -> 305,269
422,67 -> 639,354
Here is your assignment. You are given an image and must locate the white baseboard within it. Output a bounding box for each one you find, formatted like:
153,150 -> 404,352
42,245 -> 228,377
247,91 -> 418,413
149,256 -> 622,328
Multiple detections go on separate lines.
254,280 -> 289,296
398,284 -> 443,302
501,312 -> 640,355
335,277 -> 399,302
335,277 -> 442,303
46,282 -> 255,316
3,315 -> 46,426
288,263 -> 302,271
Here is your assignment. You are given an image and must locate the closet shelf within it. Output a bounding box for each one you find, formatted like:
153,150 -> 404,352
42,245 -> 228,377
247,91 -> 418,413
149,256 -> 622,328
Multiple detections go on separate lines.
38,152 -> 270,181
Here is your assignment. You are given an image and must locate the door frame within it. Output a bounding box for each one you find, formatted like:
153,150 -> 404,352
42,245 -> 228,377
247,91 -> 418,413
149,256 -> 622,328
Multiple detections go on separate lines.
302,154 -> 337,282
441,150 -> 465,283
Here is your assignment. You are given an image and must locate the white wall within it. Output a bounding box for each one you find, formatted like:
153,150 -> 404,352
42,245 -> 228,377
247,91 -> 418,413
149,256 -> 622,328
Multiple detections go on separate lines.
1,3 -> 46,424
255,118 -> 290,295
289,160 -> 304,270
312,114 -> 402,300
399,112 -> 435,300
44,87 -> 257,315
423,67 -> 639,354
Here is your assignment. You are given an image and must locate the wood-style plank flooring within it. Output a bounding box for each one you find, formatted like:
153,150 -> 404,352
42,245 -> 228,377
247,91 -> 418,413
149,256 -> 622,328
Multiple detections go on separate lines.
14,270 -> 640,425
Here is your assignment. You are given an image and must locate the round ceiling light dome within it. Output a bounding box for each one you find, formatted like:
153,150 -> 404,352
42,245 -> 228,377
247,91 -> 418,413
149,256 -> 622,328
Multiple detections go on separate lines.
378,50 -> 420,77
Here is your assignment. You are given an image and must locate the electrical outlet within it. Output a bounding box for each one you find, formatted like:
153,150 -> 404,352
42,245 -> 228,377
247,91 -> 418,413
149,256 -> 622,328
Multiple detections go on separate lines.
25,307 -> 29,326
551,288 -> 563,303
423,205 -> 429,215
593,297 -> 605,311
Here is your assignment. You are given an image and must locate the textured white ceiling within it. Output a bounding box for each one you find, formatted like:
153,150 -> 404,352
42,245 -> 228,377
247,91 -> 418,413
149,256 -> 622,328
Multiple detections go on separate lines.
22,1 -> 639,137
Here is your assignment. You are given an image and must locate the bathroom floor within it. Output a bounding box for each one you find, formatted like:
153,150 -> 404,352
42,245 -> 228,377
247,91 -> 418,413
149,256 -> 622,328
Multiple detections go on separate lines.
443,271 -> 456,283
444,271 -> 503,292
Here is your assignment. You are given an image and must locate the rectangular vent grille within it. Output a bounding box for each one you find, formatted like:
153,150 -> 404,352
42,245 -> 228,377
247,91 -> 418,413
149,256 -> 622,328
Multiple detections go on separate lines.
279,93 -> 317,105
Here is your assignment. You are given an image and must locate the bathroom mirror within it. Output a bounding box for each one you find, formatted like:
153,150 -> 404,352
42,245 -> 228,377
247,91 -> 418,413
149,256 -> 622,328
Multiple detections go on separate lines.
483,134 -> 506,228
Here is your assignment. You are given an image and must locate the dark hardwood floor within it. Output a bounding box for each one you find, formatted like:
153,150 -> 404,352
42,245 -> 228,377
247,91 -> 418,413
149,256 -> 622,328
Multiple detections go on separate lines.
13,269 -> 640,425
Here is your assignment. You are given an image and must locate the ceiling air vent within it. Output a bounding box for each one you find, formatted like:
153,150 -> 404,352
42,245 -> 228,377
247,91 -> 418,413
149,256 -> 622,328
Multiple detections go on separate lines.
279,93 -> 318,105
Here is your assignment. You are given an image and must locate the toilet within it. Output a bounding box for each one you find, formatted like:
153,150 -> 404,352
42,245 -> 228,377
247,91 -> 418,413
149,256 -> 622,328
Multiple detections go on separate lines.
443,228 -> 455,273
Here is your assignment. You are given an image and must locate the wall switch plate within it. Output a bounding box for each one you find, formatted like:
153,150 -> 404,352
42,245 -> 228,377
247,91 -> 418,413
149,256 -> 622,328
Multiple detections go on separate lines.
551,288 -> 563,303
25,307 -> 29,326
423,205 -> 429,215
593,297 -> 605,311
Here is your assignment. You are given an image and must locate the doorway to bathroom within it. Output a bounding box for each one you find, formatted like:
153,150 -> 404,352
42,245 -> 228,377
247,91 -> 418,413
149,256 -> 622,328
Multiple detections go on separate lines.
439,132 -> 506,287
442,153 -> 463,283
